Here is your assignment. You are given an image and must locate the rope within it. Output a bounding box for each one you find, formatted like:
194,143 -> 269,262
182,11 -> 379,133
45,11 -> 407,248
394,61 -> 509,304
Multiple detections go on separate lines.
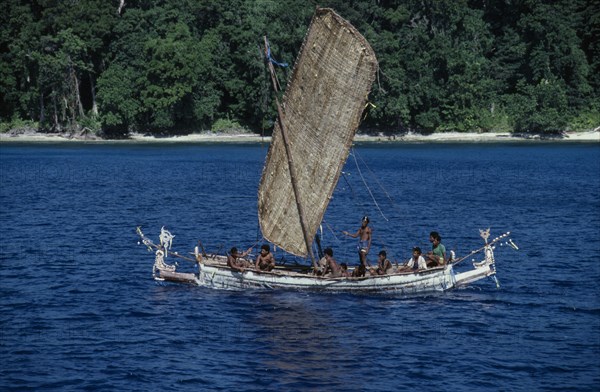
322,220 -> 342,244
354,148 -> 395,205
350,148 -> 388,221
362,101 -> 376,120
339,171 -> 367,217
244,238 -> 264,252
376,66 -> 387,94
320,220 -> 357,261
265,38 -> 288,68
340,171 -> 357,200
256,219 -> 261,243
262,38 -> 286,95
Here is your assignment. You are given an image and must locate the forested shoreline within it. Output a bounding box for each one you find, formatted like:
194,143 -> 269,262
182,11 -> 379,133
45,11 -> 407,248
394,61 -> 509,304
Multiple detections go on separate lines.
1,0 -> 598,138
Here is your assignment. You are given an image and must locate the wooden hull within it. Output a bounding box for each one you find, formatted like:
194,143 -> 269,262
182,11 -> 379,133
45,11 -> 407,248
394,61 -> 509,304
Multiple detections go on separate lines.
141,228 -> 506,295
155,255 -> 497,295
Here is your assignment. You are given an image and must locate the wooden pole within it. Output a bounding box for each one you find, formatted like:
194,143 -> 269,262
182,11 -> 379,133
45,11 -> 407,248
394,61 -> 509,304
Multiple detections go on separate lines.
197,240 -> 207,257
263,36 -> 317,268
451,232 -> 510,265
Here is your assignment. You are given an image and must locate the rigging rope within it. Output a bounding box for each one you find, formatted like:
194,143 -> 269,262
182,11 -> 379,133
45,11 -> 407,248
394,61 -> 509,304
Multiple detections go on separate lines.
340,171 -> 357,199
265,38 -> 288,68
354,148 -> 395,205
351,148 -> 419,243
256,220 -> 262,243
322,220 -> 342,244
263,37 -> 287,100
362,102 -> 376,120
245,238 -> 264,252
350,148 -> 389,221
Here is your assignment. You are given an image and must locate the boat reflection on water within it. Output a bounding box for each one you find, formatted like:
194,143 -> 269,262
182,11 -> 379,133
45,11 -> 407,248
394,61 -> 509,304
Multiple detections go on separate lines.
248,293 -> 365,389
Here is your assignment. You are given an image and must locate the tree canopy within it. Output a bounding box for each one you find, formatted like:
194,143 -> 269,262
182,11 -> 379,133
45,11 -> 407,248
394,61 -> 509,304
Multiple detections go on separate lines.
1,0 -> 598,136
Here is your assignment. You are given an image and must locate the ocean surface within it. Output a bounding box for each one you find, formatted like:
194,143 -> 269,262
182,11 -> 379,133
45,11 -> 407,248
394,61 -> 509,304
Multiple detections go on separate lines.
1,141 -> 599,391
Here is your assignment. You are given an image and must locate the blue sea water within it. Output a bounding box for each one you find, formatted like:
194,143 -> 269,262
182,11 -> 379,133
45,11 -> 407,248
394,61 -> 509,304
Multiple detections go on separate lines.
0,141 -> 599,391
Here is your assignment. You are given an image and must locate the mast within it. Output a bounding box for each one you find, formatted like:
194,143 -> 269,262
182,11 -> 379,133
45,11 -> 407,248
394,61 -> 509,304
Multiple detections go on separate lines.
263,36 -> 317,267
258,9 -> 377,260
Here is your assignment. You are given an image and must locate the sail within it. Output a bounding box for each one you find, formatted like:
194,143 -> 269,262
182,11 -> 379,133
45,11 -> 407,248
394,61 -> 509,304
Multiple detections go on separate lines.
258,8 -> 378,256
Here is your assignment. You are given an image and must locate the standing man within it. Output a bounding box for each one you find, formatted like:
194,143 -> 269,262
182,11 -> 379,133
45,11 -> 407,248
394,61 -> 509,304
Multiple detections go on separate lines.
342,216 -> 372,271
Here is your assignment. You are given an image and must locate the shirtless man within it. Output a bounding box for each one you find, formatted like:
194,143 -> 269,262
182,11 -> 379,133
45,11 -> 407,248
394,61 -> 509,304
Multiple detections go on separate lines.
227,246 -> 253,272
255,244 -> 276,271
425,231 -> 447,267
370,250 -> 393,275
343,216 -> 372,269
321,248 -> 343,278
339,263 -> 351,277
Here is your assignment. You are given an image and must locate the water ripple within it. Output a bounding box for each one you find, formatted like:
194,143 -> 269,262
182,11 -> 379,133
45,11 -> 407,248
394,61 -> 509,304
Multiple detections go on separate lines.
1,143 -> 599,391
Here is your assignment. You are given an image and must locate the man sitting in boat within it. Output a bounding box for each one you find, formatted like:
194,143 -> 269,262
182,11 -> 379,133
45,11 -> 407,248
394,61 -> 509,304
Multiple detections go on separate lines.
425,232 -> 447,267
313,255 -> 327,276
321,248 -> 343,278
340,263 -> 351,277
227,247 -> 253,273
398,247 -> 428,272
342,216 -> 372,270
255,244 -> 276,272
351,262 -> 367,277
369,250 -> 393,275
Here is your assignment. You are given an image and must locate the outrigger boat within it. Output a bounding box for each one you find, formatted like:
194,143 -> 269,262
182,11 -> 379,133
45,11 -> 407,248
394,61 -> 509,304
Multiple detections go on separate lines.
137,226 -> 513,294
137,8 -> 517,294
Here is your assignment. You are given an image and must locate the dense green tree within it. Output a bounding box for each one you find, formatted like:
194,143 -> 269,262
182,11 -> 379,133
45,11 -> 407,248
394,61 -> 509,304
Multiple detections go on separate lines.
580,0 -> 600,95
0,1 -> 39,121
1,0 -> 598,135
141,22 -> 201,128
481,0 -> 594,133
96,63 -> 140,136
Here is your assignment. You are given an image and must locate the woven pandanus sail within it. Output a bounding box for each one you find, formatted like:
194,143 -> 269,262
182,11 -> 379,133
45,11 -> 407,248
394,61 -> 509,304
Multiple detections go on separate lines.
258,8 -> 378,256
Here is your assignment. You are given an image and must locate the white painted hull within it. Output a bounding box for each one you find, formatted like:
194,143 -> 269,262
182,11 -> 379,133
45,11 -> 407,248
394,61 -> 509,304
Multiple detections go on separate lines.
143,228 -> 507,295
155,256 -> 497,295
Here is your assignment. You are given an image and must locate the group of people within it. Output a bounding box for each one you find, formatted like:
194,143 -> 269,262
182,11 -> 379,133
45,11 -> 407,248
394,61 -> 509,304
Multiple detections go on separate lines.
314,247 -> 395,278
226,216 -> 449,278
227,244 -> 276,273
316,217 -> 447,277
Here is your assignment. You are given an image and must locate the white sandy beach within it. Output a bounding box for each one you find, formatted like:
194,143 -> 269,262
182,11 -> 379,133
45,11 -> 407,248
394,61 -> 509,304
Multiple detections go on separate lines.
1,130 -> 598,143
357,130 -> 600,143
